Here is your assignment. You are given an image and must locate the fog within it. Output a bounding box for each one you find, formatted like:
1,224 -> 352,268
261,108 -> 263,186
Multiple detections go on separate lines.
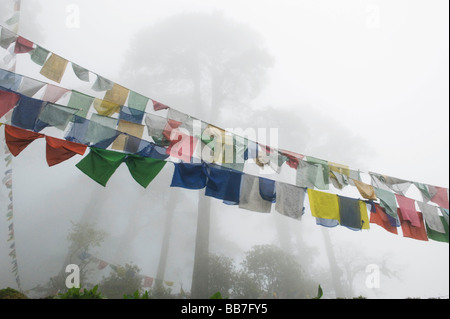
0,0 -> 448,299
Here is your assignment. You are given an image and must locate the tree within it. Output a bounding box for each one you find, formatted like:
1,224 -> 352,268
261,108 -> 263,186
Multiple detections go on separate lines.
121,12 -> 274,298
31,221 -> 107,297
98,263 -> 142,299
240,244 -> 316,299
207,253 -> 236,298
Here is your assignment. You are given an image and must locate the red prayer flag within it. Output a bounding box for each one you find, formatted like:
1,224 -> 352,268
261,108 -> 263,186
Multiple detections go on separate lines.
142,276 -> 154,287
45,136 -> 87,167
152,99 -> 169,111
14,36 -> 34,54
398,208 -> 428,241
395,194 -> 421,227
430,186 -> 449,209
369,203 -> 398,235
4,124 -> 44,156
0,89 -> 20,118
166,130 -> 198,163
279,149 -> 304,169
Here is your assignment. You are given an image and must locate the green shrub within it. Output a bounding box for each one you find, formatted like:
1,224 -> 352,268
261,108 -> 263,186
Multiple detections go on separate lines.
0,287 -> 28,299
56,285 -> 104,299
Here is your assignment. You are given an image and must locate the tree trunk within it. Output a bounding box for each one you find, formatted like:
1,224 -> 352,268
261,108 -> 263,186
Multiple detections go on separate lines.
321,228 -> 345,298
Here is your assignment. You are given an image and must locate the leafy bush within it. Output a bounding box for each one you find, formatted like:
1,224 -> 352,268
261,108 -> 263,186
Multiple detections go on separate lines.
56,285 -> 104,299
123,290 -> 150,299
0,287 -> 28,299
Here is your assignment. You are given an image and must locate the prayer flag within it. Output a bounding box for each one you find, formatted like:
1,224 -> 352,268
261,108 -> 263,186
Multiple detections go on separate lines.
40,53 -> 68,83
128,91 -> 149,112
71,63 -> 90,82
11,94 -> 46,130
307,188 -> 340,222
92,75 -> 114,91
93,98 -> 121,117
103,83 -> 129,106
42,84 -> 70,103
0,89 -> 20,117
398,209 -> 428,241
170,162 -> 207,190
239,175 -> 273,213
45,136 -> 87,166
30,46 -> 49,66
275,182 -> 306,220
14,36 -> 33,53
152,99 -> 169,111
4,124 -> 44,156
369,203 -> 398,235
67,90 -> 94,118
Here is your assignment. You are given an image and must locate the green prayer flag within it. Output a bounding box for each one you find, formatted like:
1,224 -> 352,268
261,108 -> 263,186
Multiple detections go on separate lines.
426,216 -> 449,243
374,187 -> 399,221
125,154 -> 167,188
76,147 -> 166,187
68,90 -> 94,118
30,46 -> 50,66
128,91 -> 149,112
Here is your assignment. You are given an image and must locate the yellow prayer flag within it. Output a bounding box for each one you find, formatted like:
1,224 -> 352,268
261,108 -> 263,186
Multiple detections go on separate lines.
93,98 -> 121,117
359,200 -> 370,230
307,188 -> 340,221
329,162 -> 350,176
104,83 -> 129,105
39,53 -> 68,83
353,180 -> 377,200
111,120 -> 145,151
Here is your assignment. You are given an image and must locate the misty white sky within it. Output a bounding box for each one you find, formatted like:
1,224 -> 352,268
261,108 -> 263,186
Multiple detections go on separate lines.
0,0 -> 448,299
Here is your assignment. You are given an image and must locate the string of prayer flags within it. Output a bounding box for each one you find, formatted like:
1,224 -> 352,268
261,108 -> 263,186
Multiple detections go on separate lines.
76,147 -> 166,188
39,53 -> 68,83
71,63 -> 90,82
239,174 -> 273,213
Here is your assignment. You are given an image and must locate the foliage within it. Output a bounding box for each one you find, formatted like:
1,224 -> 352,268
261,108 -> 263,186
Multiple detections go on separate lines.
98,263 -> 142,299
239,244 -> 315,299
312,285 -> 323,299
207,253 -> 236,298
210,291 -> 228,299
56,285 -> 103,299
124,290 -> 150,299
0,287 -> 28,299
